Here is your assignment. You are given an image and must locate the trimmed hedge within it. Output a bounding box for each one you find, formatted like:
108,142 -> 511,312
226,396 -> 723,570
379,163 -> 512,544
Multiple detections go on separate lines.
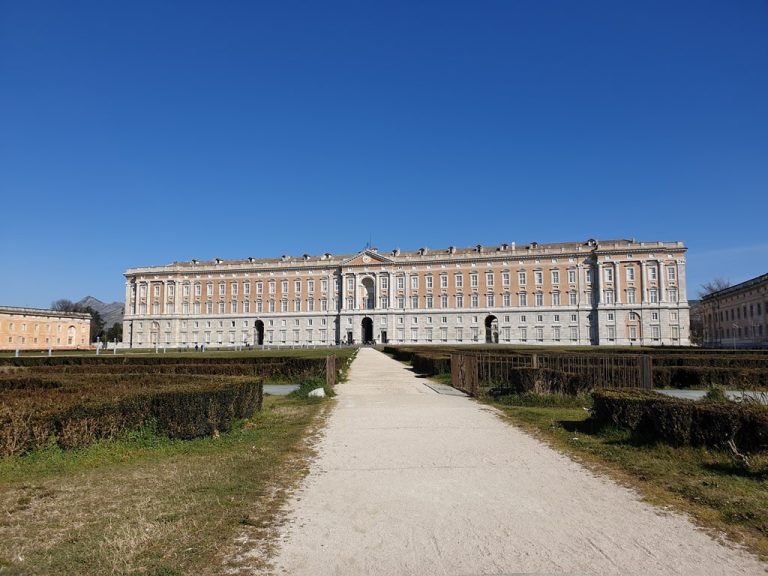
487,368 -> 593,396
1,376 -> 263,457
591,389 -> 768,452
652,366 -> 768,390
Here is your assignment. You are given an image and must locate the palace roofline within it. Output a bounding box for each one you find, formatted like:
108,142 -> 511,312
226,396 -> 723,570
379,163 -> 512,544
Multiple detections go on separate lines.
125,238 -> 687,275
0,306 -> 92,320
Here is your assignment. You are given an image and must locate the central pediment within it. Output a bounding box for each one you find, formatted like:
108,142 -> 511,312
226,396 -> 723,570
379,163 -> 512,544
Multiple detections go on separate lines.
340,250 -> 394,267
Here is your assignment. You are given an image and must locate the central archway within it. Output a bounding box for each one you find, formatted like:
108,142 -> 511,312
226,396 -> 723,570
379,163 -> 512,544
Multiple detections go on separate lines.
255,320 -> 265,345
485,315 -> 499,344
362,317 -> 374,345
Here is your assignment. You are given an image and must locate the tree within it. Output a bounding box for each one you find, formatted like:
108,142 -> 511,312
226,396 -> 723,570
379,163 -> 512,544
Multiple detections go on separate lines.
106,322 -> 123,343
51,299 -> 79,312
698,278 -> 731,298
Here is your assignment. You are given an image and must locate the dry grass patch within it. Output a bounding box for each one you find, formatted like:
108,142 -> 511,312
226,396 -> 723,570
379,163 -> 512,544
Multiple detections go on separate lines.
0,395 -> 326,576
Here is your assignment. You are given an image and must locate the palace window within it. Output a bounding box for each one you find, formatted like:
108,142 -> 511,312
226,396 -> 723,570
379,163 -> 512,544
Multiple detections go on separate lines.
519,293 -> 527,307
487,294 -> 495,307
502,272 -> 510,286
568,270 -> 576,284
534,271 -> 543,285
551,270 -> 559,285
486,272 -> 494,287
471,294 -> 479,308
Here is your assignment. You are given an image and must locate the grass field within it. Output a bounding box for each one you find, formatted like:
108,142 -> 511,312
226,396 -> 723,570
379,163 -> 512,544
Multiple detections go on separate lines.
0,393 -> 328,575
489,397 -> 768,560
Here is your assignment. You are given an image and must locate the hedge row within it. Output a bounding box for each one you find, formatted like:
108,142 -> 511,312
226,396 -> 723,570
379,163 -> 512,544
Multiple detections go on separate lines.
591,389 -> 768,452
1,376 -> 263,457
486,368 -> 594,396
20,362 -> 318,379
652,366 -> 768,389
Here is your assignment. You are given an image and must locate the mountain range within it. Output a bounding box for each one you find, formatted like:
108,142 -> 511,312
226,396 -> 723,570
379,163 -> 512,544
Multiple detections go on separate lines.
77,296 -> 124,328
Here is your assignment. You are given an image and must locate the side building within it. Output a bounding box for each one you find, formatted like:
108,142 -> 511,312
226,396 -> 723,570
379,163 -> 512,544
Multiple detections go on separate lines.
700,272 -> 768,348
122,239 -> 690,348
0,306 -> 91,350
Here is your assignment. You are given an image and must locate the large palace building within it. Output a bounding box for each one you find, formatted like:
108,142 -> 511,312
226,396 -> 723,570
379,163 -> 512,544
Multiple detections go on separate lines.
122,239 -> 690,348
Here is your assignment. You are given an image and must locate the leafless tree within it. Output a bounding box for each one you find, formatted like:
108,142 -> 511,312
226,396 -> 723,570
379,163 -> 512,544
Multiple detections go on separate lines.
698,278 -> 731,298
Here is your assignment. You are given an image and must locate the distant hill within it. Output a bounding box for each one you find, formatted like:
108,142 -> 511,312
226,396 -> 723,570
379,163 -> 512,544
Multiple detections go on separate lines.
77,296 -> 124,328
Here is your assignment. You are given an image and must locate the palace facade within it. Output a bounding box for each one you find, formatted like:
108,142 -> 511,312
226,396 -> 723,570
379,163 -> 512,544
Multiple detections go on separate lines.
0,306 -> 91,350
122,239 -> 690,348
700,272 -> 768,348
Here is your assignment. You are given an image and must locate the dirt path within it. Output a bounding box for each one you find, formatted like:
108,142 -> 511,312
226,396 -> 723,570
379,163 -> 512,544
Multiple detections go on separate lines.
268,348 -> 766,575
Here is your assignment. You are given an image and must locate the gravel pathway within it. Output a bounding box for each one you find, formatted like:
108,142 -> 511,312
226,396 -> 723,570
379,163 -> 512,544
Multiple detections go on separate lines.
269,348 -> 766,575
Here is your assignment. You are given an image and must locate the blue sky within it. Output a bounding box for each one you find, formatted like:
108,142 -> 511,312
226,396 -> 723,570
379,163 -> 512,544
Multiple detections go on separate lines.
1,1 -> 766,307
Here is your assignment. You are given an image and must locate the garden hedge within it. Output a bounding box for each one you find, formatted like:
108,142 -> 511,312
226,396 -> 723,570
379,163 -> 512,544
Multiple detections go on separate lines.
591,389 -> 768,452
0,376 -> 263,457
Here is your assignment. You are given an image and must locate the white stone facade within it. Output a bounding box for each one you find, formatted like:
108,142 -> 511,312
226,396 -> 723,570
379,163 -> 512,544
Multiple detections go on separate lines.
122,239 -> 690,348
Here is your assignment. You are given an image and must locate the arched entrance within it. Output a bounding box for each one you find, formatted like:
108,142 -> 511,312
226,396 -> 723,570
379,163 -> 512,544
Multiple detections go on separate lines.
255,320 -> 265,345
362,317 -> 374,345
485,315 -> 499,344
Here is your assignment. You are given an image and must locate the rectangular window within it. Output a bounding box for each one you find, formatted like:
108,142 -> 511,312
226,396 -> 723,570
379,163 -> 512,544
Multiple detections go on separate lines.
295,280 -> 301,293
426,295 -> 433,308
231,283 -> 238,296
218,302 -> 225,313
535,327 -> 544,341
502,272 -> 510,286
243,282 -> 250,296
411,296 -> 419,308
604,267 -> 613,282
397,276 -> 405,289
456,294 -> 464,308
570,326 -> 578,341
411,276 -> 419,289
470,274 -> 478,288
569,291 -> 577,305
649,289 -> 658,303
486,272 -> 494,287
219,282 -> 226,297
380,277 -> 388,289
269,281 -> 276,294
441,294 -> 448,308
486,294 -> 495,307
568,270 -> 576,284
668,288 -> 678,303
667,266 -> 676,281
503,293 -> 510,307
534,271 -> 543,285
552,292 -> 560,306
551,270 -> 559,285
426,276 -> 433,290
231,301 -> 238,314
608,326 -> 616,341
626,267 -> 635,281
535,293 -> 543,306
440,275 -> 447,289
553,326 -> 561,341
520,327 -> 527,341
629,325 -> 638,340
627,288 -> 636,304
256,282 -> 263,294
604,290 -> 614,304
471,294 -> 479,307
648,266 -> 657,281
519,293 -> 527,307
586,269 -> 592,284
518,271 -> 526,285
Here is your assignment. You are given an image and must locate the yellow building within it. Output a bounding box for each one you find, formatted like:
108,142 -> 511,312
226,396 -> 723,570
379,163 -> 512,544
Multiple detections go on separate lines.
0,306 -> 91,350
123,239 -> 690,348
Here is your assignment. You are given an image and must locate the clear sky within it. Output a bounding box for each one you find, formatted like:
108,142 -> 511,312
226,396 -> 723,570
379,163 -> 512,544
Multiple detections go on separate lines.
1,1 -> 766,307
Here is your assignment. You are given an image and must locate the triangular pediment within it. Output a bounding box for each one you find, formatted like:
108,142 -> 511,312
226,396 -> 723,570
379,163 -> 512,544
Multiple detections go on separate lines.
340,250 -> 394,267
